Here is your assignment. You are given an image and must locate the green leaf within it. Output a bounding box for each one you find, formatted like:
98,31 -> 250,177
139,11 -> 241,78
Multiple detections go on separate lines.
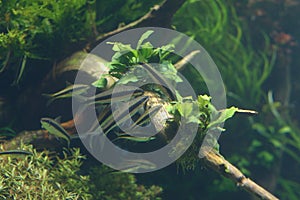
176,101 -> 201,124
208,106 -> 238,128
159,62 -> 182,83
138,42 -> 154,62
278,126 -> 291,134
158,44 -> 175,60
118,73 -> 139,84
270,139 -> 282,148
177,102 -> 193,117
258,151 -> 274,162
136,30 -> 154,50
92,77 -> 107,88
252,123 -> 267,134
108,42 -> 133,52
197,95 -> 211,108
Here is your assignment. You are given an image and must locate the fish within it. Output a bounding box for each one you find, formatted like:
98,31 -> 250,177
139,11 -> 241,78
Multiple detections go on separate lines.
101,96 -> 149,134
140,63 -> 176,100
0,150 -> 33,156
43,84 -> 89,105
113,134 -> 156,142
117,159 -> 157,173
86,86 -> 144,105
130,105 -> 162,128
40,117 -> 71,146
86,87 -> 146,133
87,105 -> 113,133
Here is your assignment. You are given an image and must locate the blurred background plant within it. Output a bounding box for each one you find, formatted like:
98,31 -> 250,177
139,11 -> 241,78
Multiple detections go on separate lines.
172,0 -> 300,199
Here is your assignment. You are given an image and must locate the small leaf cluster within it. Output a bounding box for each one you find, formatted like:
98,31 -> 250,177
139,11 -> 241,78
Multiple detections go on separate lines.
0,144 -> 91,200
0,0 -> 93,84
0,144 -> 163,200
93,30 -> 180,88
169,95 -> 239,170
94,30 -> 240,171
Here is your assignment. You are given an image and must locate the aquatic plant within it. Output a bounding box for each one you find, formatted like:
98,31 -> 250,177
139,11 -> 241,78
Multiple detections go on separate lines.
173,0 -> 275,107
0,0 -> 93,84
173,0 -> 300,199
0,144 -> 91,199
0,143 -> 163,199
86,30 -> 277,199
0,0 -> 162,85
1,0 -> 289,199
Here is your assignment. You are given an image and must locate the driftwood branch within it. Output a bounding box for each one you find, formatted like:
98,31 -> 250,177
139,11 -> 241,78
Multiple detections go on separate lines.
1,3 -> 279,197
1,47 -> 279,198
201,147 -> 279,200
1,119 -> 77,150
88,0 -> 186,49
2,121 -> 279,199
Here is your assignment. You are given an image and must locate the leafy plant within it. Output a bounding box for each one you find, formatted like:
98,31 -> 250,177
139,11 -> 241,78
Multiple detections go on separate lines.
93,30 -> 244,173
173,0 -> 275,107
0,143 -> 163,200
0,144 -> 91,199
0,0 -> 94,84
173,0 -> 300,199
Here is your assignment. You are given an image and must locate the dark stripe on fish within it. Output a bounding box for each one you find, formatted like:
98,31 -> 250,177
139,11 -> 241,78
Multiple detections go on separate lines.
102,96 -> 149,134
87,86 -> 144,105
140,63 -> 176,100
0,150 -> 33,156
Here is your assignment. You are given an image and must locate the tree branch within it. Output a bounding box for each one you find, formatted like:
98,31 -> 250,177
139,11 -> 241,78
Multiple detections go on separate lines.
88,0 -> 186,49
1,120 -> 280,199
201,147 -> 279,200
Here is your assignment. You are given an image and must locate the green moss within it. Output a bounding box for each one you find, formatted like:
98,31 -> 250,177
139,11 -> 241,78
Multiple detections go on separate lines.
88,165 -> 162,200
0,143 -> 163,200
0,144 -> 91,199
0,0 -> 93,84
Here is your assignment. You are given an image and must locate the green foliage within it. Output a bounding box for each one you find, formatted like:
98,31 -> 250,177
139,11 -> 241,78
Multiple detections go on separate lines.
173,96 -> 240,171
277,179 -> 300,200
174,0 -> 299,199
97,30 -> 178,87
88,165 -> 162,200
94,0 -> 162,33
0,143 -> 163,200
0,0 -> 94,84
0,126 -> 16,138
0,144 -> 91,199
0,0 -> 163,84
251,92 -> 300,171
173,0 -> 275,107
98,31 -> 241,172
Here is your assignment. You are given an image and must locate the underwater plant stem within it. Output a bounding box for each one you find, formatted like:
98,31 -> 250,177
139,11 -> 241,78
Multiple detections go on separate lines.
201,147 -> 279,200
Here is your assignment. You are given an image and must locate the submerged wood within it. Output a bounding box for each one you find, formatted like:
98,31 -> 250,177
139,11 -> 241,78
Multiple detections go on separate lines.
201,147 -> 279,200
0,1 -> 279,198
1,123 -> 279,199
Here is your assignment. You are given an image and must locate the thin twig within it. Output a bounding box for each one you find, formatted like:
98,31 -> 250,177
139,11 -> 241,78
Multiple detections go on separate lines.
88,0 -> 186,49
91,1 -> 165,46
174,50 -> 201,70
